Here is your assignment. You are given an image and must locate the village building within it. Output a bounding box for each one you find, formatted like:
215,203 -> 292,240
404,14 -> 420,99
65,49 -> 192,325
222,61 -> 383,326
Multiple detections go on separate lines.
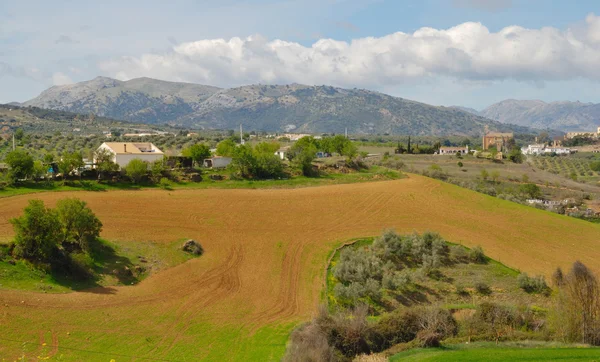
274,147 -> 289,160
95,142 -> 164,168
521,144 -> 573,155
437,146 -> 469,155
565,127 -> 600,139
482,132 -> 514,151
203,156 -> 232,169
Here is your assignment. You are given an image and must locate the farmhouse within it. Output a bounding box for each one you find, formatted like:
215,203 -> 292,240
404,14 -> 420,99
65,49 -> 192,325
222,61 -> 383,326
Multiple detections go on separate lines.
95,142 -> 164,168
204,156 -> 232,168
438,146 -> 469,155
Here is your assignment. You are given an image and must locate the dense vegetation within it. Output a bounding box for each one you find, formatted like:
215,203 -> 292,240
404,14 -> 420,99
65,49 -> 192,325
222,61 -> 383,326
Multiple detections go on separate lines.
286,230 -> 600,361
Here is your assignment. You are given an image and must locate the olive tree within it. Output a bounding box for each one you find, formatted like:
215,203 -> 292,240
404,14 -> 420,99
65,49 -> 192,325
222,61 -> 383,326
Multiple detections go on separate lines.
125,158 -> 148,183
5,149 -> 34,183
10,200 -> 61,263
56,198 -> 102,253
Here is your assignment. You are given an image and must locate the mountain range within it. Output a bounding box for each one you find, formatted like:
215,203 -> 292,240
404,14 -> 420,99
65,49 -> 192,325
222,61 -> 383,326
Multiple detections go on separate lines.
18,77 -> 535,136
454,100 -> 600,133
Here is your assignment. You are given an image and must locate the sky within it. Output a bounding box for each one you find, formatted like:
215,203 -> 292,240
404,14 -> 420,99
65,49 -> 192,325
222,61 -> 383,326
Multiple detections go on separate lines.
1,0 -> 600,109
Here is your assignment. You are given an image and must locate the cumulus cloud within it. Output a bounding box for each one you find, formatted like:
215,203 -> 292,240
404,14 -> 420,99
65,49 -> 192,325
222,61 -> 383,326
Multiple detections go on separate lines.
99,14 -> 600,88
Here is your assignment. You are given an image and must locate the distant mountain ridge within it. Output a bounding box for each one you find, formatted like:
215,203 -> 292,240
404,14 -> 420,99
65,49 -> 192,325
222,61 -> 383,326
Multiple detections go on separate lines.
23,76 -> 537,136
454,99 -> 600,132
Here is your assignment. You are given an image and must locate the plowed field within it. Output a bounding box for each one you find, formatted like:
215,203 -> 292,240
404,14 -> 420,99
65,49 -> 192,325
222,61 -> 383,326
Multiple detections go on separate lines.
0,175 -> 599,361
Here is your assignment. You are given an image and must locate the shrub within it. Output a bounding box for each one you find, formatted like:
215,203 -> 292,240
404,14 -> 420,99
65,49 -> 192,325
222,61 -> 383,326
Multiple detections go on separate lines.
11,200 -> 61,263
457,161 -> 463,168
125,158 -> 149,183
449,245 -> 468,263
517,273 -> 550,295
158,177 -> 173,190
475,281 -> 492,295
369,309 -> 420,350
469,246 -> 487,264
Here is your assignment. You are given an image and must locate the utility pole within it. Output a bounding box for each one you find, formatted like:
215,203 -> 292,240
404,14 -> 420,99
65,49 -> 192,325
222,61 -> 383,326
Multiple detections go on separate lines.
240,124 -> 245,145
12,133 -> 15,151
345,127 -> 348,138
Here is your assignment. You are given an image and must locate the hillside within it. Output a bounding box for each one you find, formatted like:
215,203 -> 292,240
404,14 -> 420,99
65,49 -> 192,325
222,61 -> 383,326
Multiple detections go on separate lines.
476,99 -> 600,132
23,77 -> 536,136
0,103 -> 175,135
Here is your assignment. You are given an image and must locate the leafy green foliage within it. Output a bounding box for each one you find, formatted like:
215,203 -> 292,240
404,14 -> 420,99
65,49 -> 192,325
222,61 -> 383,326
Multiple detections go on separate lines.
5,149 -> 34,182
517,273 -> 550,295
124,158 -> 148,183
519,183 -> 542,199
183,143 -> 211,166
56,198 -> 102,253
216,139 -> 238,156
10,200 -> 62,263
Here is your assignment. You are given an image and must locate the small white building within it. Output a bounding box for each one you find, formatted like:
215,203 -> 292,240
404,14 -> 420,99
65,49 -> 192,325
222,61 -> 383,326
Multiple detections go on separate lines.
95,142 -> 164,168
438,146 -> 469,155
274,147 -> 289,160
203,156 -> 232,169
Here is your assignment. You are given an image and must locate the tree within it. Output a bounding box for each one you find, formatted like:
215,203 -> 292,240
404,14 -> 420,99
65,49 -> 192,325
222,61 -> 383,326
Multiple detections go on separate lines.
124,159 -> 148,183
254,141 -> 280,154
5,149 -> 34,183
32,160 -> 46,182
216,139 -> 238,156
11,200 -> 61,263
56,198 -> 102,254
519,183 -> 542,199
407,136 -> 412,154
149,158 -> 166,183
508,147 -> 524,163
14,128 -> 24,141
94,148 -> 119,179
183,143 -> 211,167
555,261 -> 600,345
290,141 -> 317,176
58,151 -> 84,181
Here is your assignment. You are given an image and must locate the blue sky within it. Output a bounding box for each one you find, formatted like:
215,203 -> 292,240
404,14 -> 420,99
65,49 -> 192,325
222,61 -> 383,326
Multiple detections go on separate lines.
1,0 -> 600,108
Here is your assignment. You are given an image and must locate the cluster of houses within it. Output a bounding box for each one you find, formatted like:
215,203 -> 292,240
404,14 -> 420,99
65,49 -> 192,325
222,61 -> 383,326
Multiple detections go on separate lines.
521,143 -> 574,155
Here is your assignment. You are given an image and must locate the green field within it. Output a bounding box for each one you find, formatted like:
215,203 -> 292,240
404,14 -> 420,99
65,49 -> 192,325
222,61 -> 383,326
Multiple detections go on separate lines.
390,342 -> 600,361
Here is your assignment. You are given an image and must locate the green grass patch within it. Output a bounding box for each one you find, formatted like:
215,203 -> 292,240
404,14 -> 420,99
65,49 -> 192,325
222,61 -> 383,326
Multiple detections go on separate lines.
389,341 -> 600,361
0,166 -> 402,198
0,238 -> 199,293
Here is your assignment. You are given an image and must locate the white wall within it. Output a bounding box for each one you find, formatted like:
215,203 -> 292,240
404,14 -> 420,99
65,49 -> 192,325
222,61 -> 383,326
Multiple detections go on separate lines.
115,154 -> 163,168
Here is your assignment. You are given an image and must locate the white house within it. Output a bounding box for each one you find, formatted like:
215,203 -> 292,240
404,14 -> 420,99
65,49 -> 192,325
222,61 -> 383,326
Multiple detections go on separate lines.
203,156 -> 232,168
95,142 -> 164,168
438,146 -> 469,155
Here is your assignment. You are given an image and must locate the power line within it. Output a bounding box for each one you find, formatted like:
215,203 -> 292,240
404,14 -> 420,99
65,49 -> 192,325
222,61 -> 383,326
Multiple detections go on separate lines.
0,336 -> 175,361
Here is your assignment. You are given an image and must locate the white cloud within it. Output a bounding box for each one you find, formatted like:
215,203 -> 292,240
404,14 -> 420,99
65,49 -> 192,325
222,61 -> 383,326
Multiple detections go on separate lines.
99,14 -> 600,89
52,72 -> 73,85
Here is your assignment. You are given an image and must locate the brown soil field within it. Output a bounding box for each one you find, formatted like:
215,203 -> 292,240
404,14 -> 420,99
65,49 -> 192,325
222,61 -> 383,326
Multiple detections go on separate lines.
0,174 -> 599,360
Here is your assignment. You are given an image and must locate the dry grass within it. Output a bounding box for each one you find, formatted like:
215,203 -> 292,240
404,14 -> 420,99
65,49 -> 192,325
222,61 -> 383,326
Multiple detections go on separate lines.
0,174 -> 599,360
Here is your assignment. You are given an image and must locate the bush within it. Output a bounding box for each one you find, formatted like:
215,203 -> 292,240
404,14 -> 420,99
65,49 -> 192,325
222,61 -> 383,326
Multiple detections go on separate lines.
158,177 -> 173,190
125,158 -> 149,183
469,246 -> 487,264
517,273 -> 550,295
449,245 -> 468,263
370,309 -> 420,350
475,281 -> 492,295
11,200 -> 61,263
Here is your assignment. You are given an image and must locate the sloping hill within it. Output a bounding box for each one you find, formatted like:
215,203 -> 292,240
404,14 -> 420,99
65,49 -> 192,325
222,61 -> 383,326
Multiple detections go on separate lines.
479,99 -> 600,132
1,176 -> 599,360
24,77 -> 536,136
0,103 -> 170,134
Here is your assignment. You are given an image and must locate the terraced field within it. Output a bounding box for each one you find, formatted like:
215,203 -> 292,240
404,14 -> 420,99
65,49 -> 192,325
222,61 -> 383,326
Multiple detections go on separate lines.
0,175 -> 599,361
